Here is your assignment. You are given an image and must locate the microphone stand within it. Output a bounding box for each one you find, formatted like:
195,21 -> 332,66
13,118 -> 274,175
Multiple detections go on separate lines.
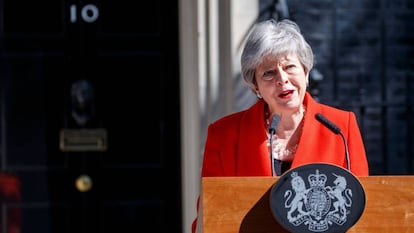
269,129 -> 276,176
268,114 -> 279,176
315,113 -> 351,171
339,132 -> 350,171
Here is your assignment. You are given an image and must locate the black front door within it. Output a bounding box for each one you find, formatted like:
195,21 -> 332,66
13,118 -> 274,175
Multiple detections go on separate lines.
0,1 -> 181,232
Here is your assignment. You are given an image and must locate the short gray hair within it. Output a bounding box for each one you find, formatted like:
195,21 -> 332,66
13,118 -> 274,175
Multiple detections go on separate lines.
241,19 -> 314,92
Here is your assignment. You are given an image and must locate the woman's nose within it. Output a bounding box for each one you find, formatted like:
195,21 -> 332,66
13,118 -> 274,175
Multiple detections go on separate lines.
276,71 -> 289,86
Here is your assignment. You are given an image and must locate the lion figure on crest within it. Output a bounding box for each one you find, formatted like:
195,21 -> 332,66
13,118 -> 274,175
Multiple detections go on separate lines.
284,174 -> 309,221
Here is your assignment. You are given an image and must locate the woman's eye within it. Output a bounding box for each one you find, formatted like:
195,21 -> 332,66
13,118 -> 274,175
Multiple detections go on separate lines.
261,71 -> 276,81
286,64 -> 296,70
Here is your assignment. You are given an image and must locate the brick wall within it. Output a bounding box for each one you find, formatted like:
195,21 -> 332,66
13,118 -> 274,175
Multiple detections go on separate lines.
226,0 -> 413,174
285,0 -> 414,174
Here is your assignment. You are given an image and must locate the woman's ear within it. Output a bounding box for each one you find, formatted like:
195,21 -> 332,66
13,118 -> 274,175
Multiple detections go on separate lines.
254,86 -> 262,99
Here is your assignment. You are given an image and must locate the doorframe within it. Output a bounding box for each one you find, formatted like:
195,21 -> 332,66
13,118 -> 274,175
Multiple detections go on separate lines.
179,0 -> 259,232
179,0 -> 202,232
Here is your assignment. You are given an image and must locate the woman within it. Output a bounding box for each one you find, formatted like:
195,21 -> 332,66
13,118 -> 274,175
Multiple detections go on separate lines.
192,19 -> 369,232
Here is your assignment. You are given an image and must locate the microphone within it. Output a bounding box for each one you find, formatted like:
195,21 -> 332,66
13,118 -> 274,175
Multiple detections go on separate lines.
315,113 -> 350,171
268,114 -> 280,176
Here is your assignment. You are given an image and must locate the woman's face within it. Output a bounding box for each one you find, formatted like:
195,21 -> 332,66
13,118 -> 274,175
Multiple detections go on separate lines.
255,53 -> 308,114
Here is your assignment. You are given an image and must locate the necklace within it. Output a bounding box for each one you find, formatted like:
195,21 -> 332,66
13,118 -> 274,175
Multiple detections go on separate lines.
271,139 -> 298,161
265,105 -> 305,161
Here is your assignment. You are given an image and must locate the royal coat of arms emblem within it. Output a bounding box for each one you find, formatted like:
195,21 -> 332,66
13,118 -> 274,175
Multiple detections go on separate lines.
270,163 -> 365,233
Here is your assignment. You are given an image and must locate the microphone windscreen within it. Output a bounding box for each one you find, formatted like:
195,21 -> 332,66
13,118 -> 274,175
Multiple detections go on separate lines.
315,113 -> 341,134
270,114 -> 280,131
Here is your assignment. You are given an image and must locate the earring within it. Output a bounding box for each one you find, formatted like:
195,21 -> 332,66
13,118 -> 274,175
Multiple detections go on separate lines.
256,92 -> 262,99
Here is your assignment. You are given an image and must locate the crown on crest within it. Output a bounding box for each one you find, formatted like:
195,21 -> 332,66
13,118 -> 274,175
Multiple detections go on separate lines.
308,169 -> 327,187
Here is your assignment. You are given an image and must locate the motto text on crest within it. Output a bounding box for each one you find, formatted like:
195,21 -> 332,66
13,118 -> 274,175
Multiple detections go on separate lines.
283,170 -> 353,232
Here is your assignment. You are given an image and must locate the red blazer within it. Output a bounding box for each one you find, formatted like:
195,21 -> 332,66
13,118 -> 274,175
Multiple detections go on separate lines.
201,92 -> 369,177
192,93 -> 369,232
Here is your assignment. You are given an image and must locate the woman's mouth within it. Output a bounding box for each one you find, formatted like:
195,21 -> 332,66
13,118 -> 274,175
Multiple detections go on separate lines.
278,90 -> 294,98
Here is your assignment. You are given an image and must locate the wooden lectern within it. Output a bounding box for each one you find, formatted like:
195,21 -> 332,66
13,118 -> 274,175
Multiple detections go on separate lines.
200,176 -> 414,233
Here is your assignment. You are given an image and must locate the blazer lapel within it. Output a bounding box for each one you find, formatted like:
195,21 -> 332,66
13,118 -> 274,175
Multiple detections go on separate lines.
236,100 -> 272,176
